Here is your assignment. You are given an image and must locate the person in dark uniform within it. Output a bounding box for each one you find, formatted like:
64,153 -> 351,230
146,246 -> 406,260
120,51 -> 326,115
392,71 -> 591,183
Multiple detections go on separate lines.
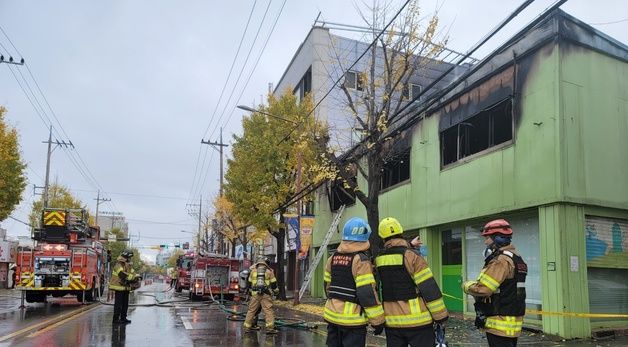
109,249 -> 140,324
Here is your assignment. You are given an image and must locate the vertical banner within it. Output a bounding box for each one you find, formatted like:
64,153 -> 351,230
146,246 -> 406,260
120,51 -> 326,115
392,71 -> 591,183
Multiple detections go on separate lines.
299,216 -> 315,259
284,214 -> 300,251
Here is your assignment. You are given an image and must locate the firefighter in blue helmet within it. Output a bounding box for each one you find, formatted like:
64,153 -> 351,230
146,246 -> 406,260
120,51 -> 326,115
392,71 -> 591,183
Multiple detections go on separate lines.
323,217 -> 385,346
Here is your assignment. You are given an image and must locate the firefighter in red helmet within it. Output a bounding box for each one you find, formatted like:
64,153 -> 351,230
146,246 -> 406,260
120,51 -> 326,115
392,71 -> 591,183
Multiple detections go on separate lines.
463,219 -> 528,347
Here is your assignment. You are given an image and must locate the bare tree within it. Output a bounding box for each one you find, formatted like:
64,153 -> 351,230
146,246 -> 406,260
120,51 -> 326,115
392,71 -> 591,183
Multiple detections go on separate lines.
324,0 -> 447,251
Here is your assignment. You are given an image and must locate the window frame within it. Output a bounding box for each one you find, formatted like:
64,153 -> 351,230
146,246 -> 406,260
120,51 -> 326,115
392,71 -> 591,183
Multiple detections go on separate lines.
440,97 -> 514,168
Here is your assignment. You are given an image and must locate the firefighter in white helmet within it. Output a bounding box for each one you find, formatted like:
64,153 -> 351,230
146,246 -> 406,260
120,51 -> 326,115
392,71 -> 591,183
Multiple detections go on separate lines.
243,256 -> 279,334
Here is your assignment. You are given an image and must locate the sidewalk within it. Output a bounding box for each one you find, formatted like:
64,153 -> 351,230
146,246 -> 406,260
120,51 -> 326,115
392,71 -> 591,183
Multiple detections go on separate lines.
276,293 -> 628,347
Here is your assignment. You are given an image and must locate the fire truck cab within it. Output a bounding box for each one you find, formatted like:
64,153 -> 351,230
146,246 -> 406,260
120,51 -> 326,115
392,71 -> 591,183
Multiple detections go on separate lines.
15,208 -> 106,303
174,252 -> 195,293
189,253 -> 240,300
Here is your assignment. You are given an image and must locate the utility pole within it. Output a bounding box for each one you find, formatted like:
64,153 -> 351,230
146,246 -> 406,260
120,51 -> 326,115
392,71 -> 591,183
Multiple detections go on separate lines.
42,126 -> 73,208
201,127 -> 229,197
293,151 -> 303,305
201,128 -> 229,254
94,190 -> 111,227
186,198 -> 203,253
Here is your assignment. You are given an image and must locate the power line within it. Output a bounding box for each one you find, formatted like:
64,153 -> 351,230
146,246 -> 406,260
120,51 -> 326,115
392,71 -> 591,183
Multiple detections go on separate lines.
219,0 -> 288,133
191,0 -> 286,204
205,0 -> 275,141
0,25 -> 120,214
8,216 -> 33,228
187,0 -> 259,206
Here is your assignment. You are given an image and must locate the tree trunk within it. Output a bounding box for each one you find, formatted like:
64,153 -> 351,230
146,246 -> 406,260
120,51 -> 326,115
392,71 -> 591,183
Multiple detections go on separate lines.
366,151 -> 384,257
274,227 -> 287,300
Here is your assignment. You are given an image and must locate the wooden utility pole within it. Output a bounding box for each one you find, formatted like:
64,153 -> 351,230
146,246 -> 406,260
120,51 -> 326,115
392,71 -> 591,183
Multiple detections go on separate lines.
42,126 -> 73,208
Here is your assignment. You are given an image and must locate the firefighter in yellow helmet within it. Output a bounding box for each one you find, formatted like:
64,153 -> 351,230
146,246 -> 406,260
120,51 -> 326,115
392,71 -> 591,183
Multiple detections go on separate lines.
375,217 -> 449,346
323,217 -> 385,346
243,257 -> 279,334
109,249 -> 140,324
463,219 -> 527,347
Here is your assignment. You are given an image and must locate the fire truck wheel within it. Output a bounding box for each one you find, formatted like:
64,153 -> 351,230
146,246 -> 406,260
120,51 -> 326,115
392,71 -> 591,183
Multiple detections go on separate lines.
76,291 -> 85,302
175,285 -> 182,293
25,292 -> 46,303
85,288 -> 94,302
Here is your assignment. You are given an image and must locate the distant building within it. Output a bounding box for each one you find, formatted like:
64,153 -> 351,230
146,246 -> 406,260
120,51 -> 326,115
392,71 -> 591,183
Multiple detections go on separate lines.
96,215 -> 128,239
156,251 -> 172,267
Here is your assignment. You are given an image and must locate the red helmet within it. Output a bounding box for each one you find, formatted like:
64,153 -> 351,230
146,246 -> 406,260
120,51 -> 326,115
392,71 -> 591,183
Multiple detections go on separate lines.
481,219 -> 513,236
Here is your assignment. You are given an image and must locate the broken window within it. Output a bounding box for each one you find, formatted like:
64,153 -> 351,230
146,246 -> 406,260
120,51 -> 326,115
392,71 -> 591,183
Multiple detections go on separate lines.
441,98 -> 513,166
328,177 -> 356,211
380,147 -> 411,190
344,70 -> 364,91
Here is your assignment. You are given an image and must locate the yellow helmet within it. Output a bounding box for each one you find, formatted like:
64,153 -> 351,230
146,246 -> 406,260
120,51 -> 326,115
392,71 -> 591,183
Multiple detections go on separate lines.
378,217 -> 403,239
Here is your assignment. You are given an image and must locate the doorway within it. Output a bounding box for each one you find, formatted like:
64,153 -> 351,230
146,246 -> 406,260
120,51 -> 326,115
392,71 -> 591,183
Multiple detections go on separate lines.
441,229 -> 463,312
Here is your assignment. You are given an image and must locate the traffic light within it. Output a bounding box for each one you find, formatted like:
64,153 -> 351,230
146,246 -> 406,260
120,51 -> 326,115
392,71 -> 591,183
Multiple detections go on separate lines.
183,242 -> 189,250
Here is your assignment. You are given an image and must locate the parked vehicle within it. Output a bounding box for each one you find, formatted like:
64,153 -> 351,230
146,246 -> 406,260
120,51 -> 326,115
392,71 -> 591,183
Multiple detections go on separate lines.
15,208 -> 106,303
189,253 -> 240,300
174,252 -> 195,293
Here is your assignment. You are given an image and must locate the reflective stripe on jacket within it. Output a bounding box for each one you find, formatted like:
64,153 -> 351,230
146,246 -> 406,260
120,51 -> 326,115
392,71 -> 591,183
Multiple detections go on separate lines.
247,262 -> 278,295
463,244 -> 525,337
109,258 -> 136,291
376,238 -> 448,329
323,240 -> 385,327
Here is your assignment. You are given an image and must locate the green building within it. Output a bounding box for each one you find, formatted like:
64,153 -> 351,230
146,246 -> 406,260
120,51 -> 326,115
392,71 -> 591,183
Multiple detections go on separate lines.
309,10 -> 628,339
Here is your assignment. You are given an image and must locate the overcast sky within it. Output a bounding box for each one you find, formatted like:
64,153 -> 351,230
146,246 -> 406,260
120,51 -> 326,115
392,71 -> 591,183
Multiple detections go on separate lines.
1,0 -> 626,263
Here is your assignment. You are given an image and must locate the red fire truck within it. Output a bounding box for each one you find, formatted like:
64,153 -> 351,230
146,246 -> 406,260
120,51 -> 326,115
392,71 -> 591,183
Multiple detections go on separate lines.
15,208 -> 106,303
189,253 -> 240,300
174,251 -> 195,292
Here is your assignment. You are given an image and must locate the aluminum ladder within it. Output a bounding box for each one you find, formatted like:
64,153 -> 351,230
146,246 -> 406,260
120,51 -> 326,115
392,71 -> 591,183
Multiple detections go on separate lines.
298,204 -> 345,301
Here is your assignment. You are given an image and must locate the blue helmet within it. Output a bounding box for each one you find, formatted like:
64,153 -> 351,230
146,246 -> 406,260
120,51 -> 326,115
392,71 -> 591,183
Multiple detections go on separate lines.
342,217 -> 372,242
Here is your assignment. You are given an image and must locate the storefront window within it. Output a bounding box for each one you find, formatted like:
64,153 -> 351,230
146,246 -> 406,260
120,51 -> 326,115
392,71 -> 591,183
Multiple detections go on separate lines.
465,214 -> 541,314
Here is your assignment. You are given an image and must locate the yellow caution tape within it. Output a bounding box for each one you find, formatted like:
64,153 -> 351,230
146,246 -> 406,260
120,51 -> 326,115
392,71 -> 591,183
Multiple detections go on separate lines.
443,293 -> 628,318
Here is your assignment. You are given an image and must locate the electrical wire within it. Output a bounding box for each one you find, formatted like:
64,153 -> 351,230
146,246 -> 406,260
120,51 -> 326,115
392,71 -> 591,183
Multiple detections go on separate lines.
187,0 -> 259,206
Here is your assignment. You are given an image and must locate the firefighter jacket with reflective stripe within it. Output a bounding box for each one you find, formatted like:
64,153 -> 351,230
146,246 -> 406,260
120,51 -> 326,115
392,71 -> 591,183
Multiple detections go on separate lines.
247,262 -> 278,296
324,240 -> 385,327
463,244 -> 526,338
109,257 -> 137,292
375,238 -> 449,329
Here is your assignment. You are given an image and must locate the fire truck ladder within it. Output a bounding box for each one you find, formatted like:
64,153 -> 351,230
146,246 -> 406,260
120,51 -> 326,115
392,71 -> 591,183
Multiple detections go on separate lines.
298,204 -> 345,301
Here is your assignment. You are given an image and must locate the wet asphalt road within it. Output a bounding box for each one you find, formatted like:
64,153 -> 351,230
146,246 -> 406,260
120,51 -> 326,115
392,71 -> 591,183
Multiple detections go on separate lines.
0,284 -> 626,346
0,283 -> 327,347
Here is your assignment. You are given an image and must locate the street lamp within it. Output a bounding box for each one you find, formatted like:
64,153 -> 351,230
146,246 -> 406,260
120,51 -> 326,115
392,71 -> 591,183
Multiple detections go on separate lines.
237,105 -> 298,125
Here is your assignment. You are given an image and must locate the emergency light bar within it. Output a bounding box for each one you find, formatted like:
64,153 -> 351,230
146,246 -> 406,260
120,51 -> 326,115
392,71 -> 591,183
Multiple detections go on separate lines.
42,244 -> 68,251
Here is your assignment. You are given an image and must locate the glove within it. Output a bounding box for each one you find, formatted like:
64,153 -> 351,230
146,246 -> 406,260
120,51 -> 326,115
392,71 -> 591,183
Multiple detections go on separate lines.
474,313 -> 486,329
462,280 -> 476,294
372,324 -> 384,336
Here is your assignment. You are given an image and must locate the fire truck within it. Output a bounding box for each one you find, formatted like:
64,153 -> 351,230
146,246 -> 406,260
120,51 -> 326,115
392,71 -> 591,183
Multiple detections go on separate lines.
15,208 -> 106,303
174,251 -> 195,293
189,253 -> 240,300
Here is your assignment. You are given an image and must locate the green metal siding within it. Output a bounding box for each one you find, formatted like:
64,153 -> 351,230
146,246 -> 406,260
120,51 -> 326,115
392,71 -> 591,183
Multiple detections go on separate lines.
559,43 -> 628,209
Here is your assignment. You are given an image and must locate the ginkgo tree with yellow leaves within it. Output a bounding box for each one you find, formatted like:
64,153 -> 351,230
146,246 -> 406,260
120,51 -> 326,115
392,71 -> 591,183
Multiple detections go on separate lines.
224,92 -> 328,300
0,106 -> 27,222
212,195 -> 266,260
324,0 -> 448,252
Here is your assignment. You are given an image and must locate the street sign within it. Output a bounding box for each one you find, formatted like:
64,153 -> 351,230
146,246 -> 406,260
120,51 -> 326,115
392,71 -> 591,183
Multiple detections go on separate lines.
108,235 -> 116,242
